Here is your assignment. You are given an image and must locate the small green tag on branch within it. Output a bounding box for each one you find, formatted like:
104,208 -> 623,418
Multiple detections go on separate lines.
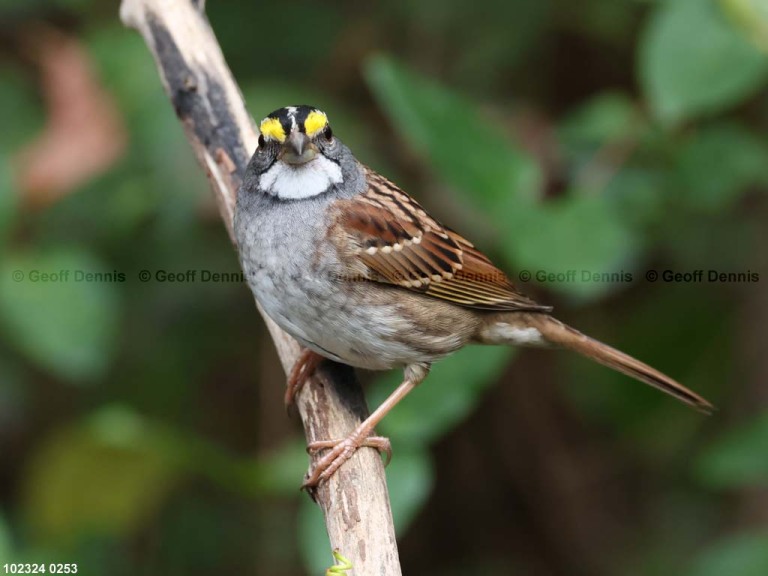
326,548 -> 353,575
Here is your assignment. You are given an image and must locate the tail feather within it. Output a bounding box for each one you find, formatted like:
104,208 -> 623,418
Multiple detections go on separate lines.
530,316 -> 714,414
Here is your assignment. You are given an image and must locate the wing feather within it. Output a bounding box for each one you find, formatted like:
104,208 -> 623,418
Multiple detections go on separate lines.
328,167 -> 551,312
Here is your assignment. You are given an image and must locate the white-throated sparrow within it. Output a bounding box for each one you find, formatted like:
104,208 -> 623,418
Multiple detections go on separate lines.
234,105 -> 712,488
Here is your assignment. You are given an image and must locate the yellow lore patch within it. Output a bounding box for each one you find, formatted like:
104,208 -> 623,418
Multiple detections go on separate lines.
304,110 -> 328,137
259,117 -> 286,143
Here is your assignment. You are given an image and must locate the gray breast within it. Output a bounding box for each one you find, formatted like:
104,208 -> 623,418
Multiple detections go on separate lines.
233,159 -> 477,371
235,189 -> 343,343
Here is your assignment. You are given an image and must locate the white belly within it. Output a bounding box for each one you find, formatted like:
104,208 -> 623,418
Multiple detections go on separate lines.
251,270 -> 429,370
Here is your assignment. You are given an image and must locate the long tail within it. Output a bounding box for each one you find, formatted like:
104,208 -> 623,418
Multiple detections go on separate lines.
527,315 -> 714,414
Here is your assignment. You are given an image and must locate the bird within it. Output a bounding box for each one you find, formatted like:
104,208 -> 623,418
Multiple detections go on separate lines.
234,104 -> 713,488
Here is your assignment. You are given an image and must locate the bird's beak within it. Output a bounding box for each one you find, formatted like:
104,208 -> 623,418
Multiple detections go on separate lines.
281,131 -> 317,165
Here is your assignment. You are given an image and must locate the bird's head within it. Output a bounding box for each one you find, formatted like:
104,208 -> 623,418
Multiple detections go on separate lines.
258,105 -> 334,165
253,105 -> 345,200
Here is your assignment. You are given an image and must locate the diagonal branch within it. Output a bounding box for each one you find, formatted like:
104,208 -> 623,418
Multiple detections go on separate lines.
119,1 -> 401,573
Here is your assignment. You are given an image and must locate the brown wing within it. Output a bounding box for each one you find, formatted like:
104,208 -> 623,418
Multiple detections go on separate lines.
328,168 -> 551,312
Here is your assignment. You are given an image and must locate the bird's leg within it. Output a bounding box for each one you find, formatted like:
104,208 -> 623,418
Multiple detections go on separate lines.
285,348 -> 325,410
302,363 -> 429,489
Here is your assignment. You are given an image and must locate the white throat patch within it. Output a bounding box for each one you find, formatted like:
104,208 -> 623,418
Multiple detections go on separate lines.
259,156 -> 343,200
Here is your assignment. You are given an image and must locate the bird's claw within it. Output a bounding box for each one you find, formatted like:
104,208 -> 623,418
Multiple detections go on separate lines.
302,435 -> 392,490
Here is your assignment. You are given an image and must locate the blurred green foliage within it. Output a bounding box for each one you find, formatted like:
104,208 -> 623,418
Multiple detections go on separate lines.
0,0 -> 767,574
641,0 -> 768,125
696,410 -> 768,488
0,249 -> 119,381
687,532 -> 768,576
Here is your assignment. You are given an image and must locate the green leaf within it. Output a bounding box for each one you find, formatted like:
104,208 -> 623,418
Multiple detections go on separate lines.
560,92 -> 642,147
687,532 -> 768,576
22,407 -> 182,545
695,411 -> 768,488
370,345 -> 512,446
676,123 -> 768,211
639,0 -> 768,126
508,193 -> 638,299
365,55 -> 542,217
721,0 -> 768,53
0,247 -> 120,382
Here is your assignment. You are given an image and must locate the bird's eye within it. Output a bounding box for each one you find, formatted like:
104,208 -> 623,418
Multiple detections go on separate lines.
257,134 -> 266,148
323,126 -> 333,140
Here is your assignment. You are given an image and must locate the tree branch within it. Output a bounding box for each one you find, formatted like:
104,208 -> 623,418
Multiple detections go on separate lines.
119,1 -> 401,573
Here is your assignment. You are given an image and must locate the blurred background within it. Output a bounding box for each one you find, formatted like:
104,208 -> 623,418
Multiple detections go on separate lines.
1,0 -> 767,574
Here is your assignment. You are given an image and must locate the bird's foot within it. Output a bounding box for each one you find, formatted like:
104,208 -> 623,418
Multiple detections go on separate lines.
302,434 -> 392,490
285,348 -> 324,411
